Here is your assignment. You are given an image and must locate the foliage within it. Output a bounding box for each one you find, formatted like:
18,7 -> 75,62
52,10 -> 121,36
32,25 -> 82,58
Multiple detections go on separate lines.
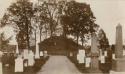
98,29 -> 109,50
5,0 -> 34,49
61,1 -> 99,45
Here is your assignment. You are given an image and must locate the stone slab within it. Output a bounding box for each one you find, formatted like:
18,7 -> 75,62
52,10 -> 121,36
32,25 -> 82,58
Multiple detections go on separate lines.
112,58 -> 125,71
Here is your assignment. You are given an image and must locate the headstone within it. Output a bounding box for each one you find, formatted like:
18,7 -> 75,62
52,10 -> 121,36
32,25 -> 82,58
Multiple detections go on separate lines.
77,50 -> 85,63
16,44 -> 19,54
40,51 -> 44,57
43,51 -> 48,58
0,62 -> 2,74
100,55 -> 105,63
24,61 -> 28,67
15,56 -> 24,72
99,49 -> 102,56
112,54 -> 115,60
110,24 -> 125,74
104,51 -> 107,57
35,43 -> 40,59
77,54 -> 85,63
85,57 -> 91,68
28,51 -> 35,66
23,49 -> 28,59
123,50 -> 125,56
0,51 -> 3,74
69,52 -> 73,57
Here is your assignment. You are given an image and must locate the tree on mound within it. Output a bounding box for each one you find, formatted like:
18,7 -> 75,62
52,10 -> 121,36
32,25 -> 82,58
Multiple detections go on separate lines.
60,1 -> 99,46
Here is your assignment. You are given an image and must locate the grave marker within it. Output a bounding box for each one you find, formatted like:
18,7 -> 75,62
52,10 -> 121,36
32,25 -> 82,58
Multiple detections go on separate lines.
28,51 -> 35,66
0,51 -> 3,74
110,24 -> 125,74
85,57 -> 91,68
15,56 -> 24,73
89,33 -> 102,73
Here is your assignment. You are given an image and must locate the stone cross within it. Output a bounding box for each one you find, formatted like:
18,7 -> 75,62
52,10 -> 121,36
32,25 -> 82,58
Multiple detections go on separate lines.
115,24 -> 123,58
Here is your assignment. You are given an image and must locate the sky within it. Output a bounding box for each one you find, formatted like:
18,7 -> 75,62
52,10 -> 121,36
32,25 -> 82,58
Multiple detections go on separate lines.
0,0 -> 125,45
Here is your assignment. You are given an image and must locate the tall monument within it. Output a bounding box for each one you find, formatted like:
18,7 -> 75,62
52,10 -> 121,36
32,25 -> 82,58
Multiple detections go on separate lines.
110,24 -> 125,74
87,33 -> 102,73
115,24 -> 123,58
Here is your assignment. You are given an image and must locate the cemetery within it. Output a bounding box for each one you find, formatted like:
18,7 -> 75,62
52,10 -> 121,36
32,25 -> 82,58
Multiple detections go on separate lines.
0,0 -> 125,74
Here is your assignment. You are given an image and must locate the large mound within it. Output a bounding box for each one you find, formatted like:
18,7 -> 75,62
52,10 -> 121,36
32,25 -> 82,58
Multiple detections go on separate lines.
39,36 -> 83,52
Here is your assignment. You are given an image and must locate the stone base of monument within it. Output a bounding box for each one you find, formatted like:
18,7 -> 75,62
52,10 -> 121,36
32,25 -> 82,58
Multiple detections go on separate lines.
110,70 -> 125,74
112,58 -> 125,71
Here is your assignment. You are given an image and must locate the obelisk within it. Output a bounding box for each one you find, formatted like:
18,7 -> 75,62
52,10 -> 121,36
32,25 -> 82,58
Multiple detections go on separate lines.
110,24 -> 125,74
115,24 -> 123,58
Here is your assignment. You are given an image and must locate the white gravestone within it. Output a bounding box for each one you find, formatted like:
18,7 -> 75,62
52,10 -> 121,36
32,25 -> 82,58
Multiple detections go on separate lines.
0,51 -> 3,74
43,51 -> 48,58
70,52 -> 73,57
28,51 -> 35,66
77,55 -> 85,63
123,50 -> 125,56
24,61 -> 28,67
104,51 -> 107,57
77,50 -> 85,63
112,54 -> 115,60
23,49 -> 28,59
0,62 -> 2,74
35,43 -> 40,59
99,49 -> 102,56
16,44 -> 19,54
40,51 -> 44,57
100,55 -> 105,63
15,56 -> 24,72
85,57 -> 91,67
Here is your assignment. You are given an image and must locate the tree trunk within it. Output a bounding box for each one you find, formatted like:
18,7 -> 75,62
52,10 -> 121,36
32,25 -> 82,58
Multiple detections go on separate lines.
40,29 -> 42,42
82,38 -> 83,47
77,34 -> 79,48
35,30 -> 36,46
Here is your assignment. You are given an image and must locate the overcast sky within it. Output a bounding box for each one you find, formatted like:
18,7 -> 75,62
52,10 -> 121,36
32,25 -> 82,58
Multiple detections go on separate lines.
0,0 -> 125,45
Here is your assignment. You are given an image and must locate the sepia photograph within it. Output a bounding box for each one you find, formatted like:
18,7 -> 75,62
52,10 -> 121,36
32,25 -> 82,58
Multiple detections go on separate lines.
0,0 -> 125,74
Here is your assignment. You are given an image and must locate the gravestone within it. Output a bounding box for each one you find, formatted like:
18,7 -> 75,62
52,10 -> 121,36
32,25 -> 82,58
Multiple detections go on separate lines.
89,33 -> 102,73
15,56 -> 24,73
77,50 -> 85,63
110,24 -> 125,74
35,43 -> 40,59
69,52 -> 73,57
16,44 -> 19,54
40,51 -> 43,57
0,51 -> 3,74
85,57 -> 91,68
104,51 -> 107,57
100,55 -> 105,63
43,51 -> 48,58
23,49 -> 29,60
112,53 -> 115,60
123,50 -> 125,56
28,50 -> 35,66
